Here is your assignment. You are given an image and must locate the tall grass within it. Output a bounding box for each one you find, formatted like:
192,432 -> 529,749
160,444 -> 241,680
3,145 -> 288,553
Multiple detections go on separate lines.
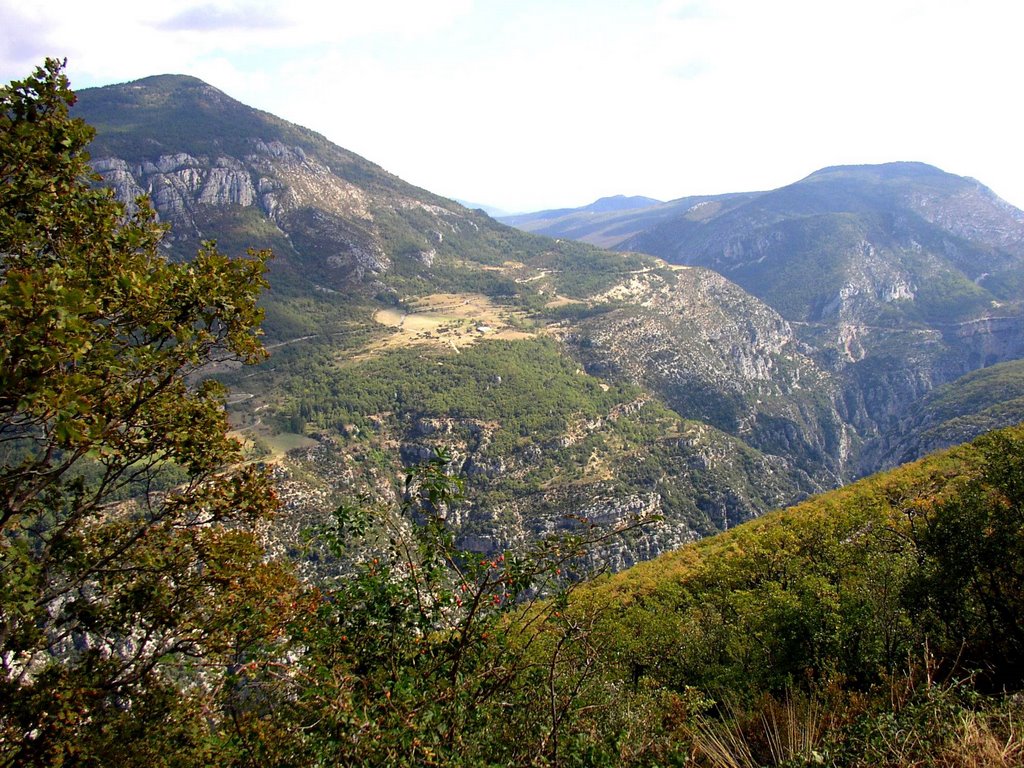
687,681 -> 1023,768
689,692 -> 827,768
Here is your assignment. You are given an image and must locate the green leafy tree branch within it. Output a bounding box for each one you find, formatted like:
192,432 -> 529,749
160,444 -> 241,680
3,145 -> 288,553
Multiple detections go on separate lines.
0,59 -> 293,767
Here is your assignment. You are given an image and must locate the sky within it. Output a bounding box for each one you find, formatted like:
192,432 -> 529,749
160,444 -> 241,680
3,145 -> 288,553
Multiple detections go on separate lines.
2,0 -> 1023,214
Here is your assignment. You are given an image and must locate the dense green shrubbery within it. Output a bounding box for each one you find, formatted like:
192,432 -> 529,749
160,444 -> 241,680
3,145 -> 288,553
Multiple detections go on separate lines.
562,426 -> 1024,765
267,337 -> 637,449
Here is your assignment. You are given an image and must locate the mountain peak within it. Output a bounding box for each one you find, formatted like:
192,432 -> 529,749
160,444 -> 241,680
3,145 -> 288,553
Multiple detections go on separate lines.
586,195 -> 663,213
94,73 -> 239,109
800,161 -> 967,187
124,73 -> 213,90
74,74 -> 277,161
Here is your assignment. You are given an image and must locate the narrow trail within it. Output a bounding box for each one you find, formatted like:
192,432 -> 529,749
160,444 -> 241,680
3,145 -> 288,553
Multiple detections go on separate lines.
266,334 -> 319,349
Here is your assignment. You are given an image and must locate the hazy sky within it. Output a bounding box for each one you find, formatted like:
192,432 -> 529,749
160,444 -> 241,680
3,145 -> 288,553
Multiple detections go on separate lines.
2,0 -> 1022,213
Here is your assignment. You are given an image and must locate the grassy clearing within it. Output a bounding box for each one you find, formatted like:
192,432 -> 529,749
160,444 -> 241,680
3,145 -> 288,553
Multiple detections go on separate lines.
544,295 -> 585,309
368,292 -> 535,355
264,431 -> 319,456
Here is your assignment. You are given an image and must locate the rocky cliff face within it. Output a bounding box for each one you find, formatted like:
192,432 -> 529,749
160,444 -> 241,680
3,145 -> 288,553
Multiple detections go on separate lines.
900,175 -> 1024,255
90,141 -> 480,282
262,400 -> 803,576
94,153 -> 259,228
559,267 -> 851,489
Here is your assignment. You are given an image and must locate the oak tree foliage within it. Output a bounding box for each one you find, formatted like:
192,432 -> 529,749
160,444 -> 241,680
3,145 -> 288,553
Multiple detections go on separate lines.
0,59 -> 293,765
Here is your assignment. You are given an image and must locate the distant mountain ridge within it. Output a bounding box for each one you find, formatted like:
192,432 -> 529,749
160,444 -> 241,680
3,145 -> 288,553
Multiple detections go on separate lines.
505,163 -> 1024,283
499,193 -> 747,248
503,194 -> 664,224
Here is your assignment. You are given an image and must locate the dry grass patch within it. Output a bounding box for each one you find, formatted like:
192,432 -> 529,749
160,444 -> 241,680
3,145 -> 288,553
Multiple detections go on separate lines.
544,295 -> 585,309
367,293 -> 535,355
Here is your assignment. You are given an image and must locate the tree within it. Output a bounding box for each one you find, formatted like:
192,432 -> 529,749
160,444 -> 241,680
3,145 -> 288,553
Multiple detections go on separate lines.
235,449 -> 649,768
906,431 -> 1024,685
0,59 -> 295,766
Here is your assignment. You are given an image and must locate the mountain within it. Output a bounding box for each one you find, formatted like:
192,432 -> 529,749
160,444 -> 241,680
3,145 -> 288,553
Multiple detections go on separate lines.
506,163 -> 1024,324
507,163 -> 1024,476
618,163 -> 1024,468
619,162 -> 1024,322
77,75 -> 534,299
73,76 -> 1024,573
498,193 -> 746,248
454,199 -> 511,217
74,75 -> 837,568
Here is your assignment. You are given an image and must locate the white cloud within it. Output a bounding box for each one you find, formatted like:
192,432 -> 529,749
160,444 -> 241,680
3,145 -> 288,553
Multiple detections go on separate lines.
2,0 -> 1023,211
